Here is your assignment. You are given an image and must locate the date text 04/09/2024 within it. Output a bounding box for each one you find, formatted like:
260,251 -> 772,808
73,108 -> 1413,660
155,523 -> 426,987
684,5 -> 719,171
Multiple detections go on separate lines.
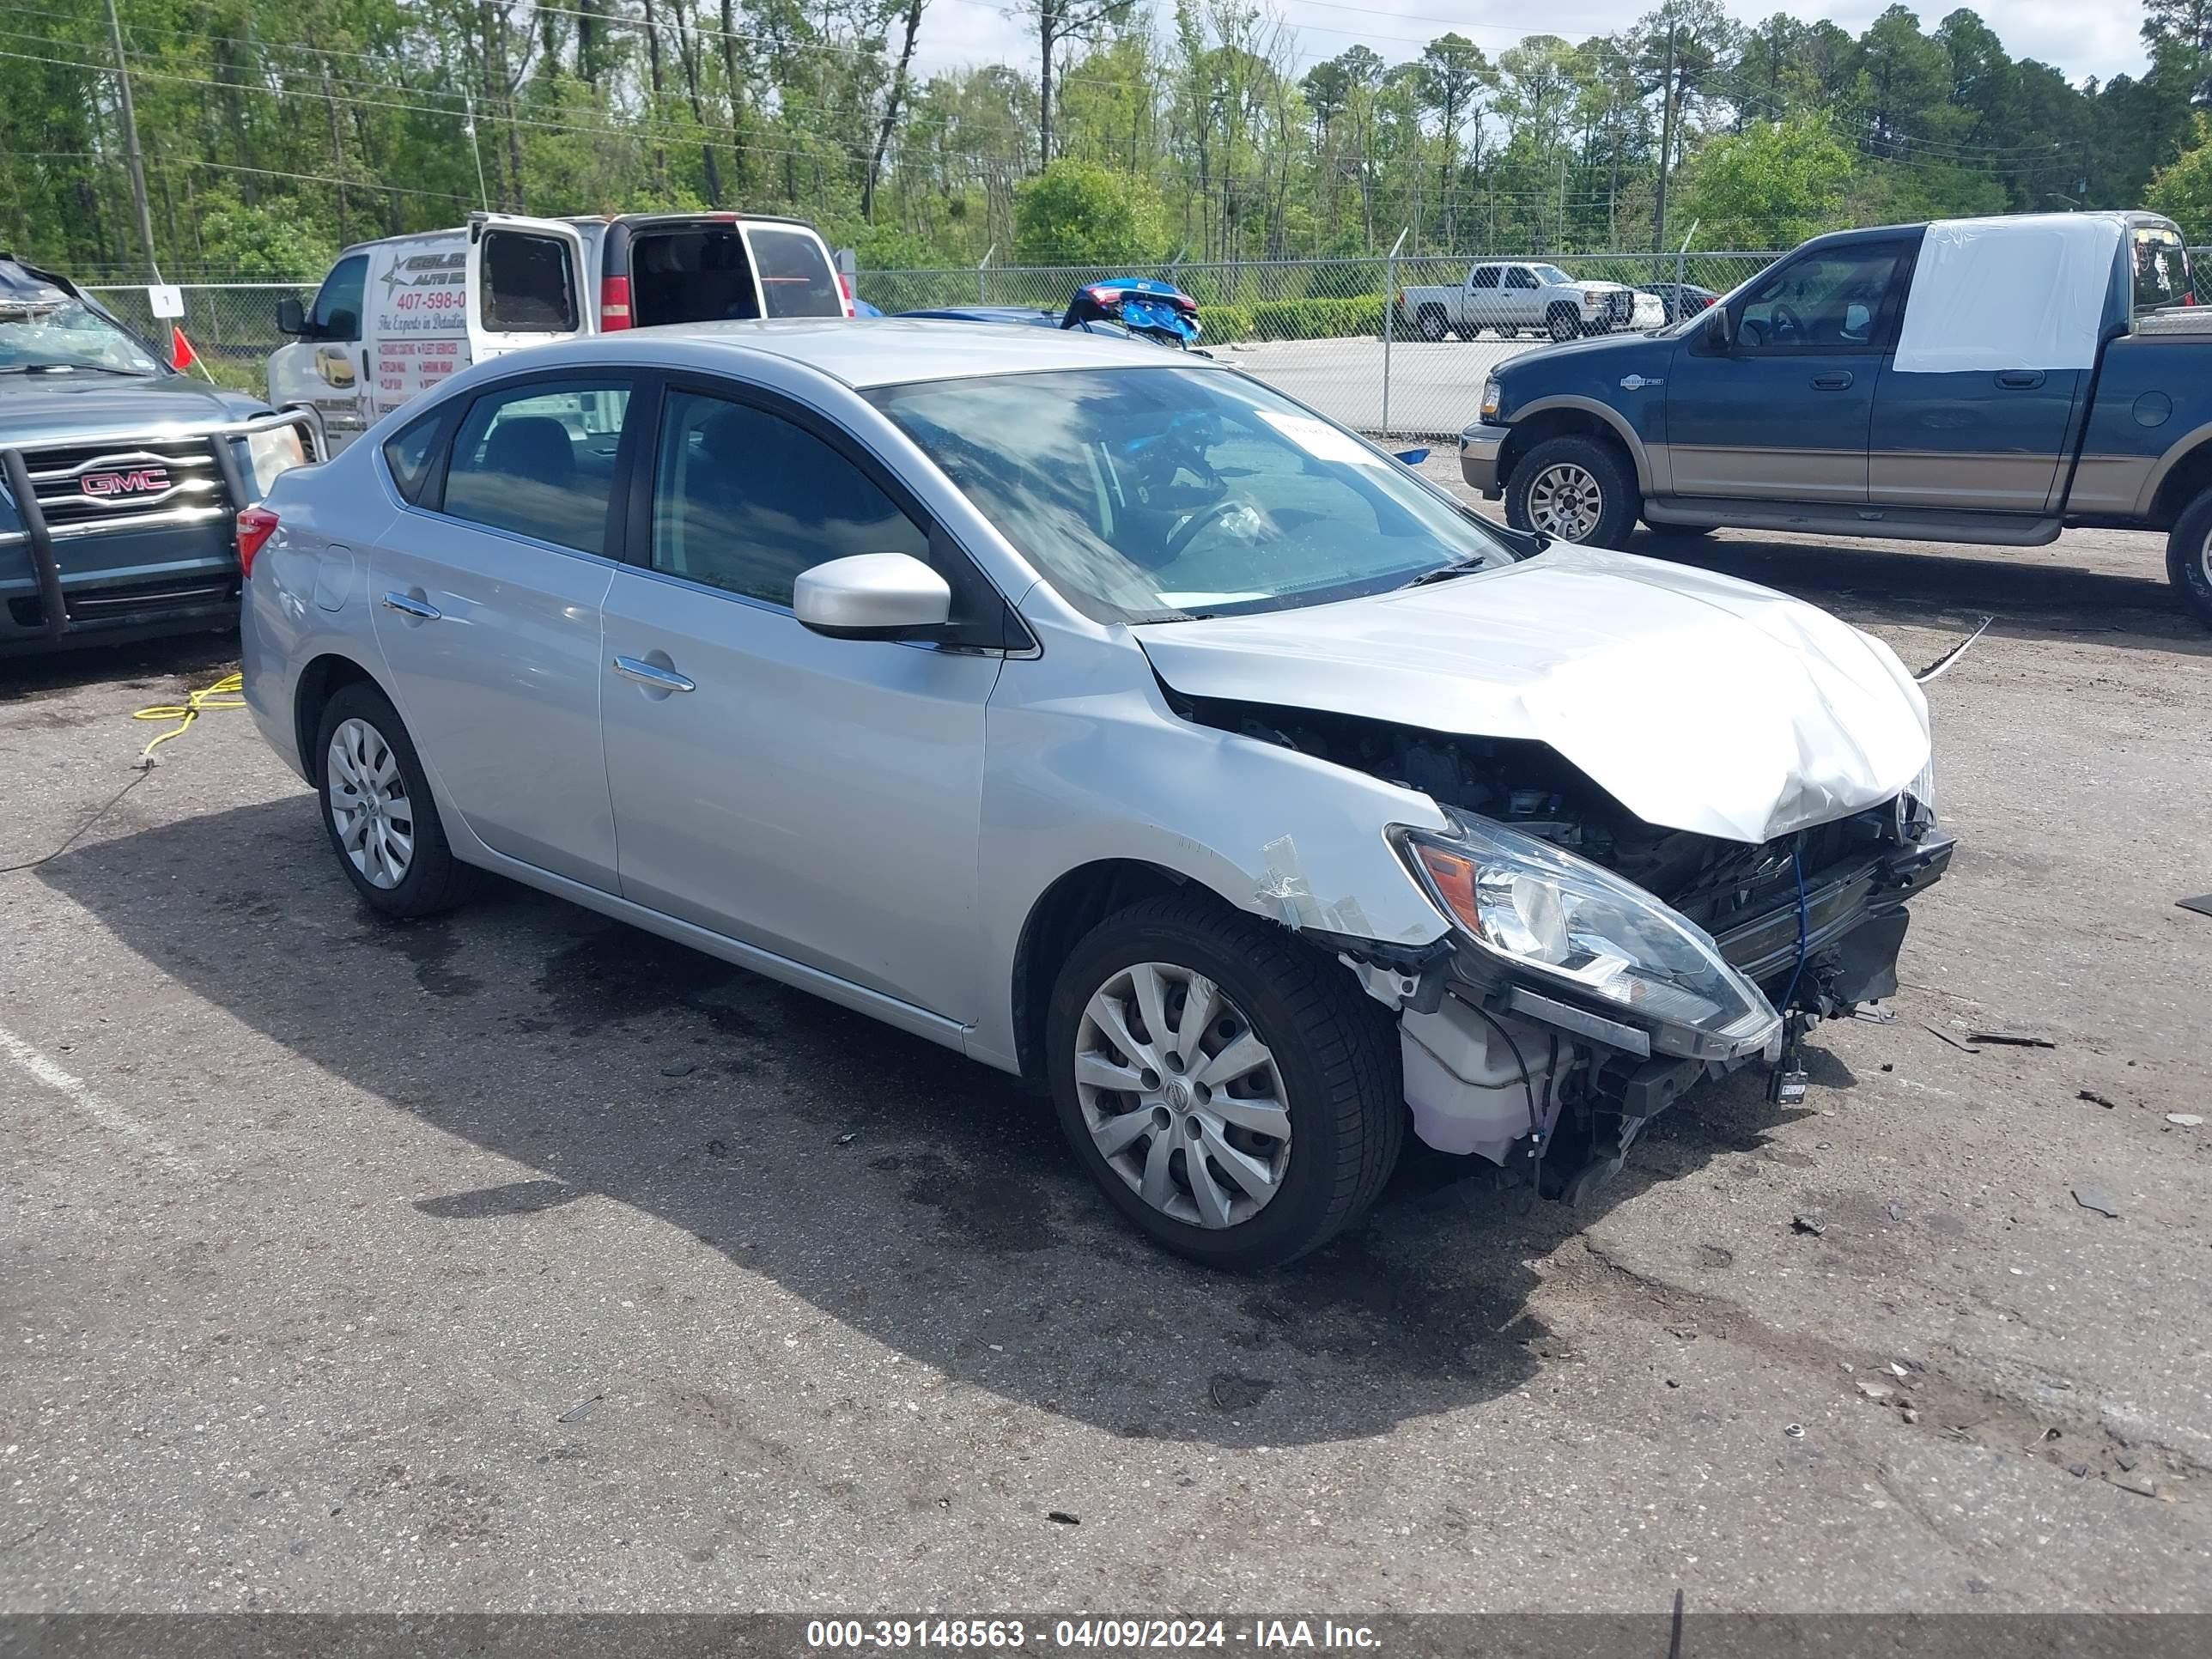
802,1620 -> 1382,1650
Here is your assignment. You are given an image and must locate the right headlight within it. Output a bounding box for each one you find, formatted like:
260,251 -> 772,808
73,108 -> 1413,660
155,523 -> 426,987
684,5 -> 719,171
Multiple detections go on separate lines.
1399,811 -> 1778,1039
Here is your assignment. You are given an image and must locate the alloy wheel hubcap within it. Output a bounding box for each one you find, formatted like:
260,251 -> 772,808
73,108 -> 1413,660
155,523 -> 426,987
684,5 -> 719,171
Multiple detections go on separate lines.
1528,463 -> 1603,541
2201,526 -> 2212,587
326,717 -> 415,890
1074,962 -> 1291,1230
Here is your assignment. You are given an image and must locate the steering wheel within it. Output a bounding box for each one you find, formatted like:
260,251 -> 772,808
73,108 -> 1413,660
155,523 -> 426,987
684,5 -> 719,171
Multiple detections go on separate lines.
1164,497 -> 1246,562
1771,302 -> 1806,343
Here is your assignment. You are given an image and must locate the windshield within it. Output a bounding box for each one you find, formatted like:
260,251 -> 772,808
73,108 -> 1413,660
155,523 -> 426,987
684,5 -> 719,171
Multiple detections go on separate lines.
1531,265 -> 1575,287
0,293 -> 163,374
868,367 -> 1516,623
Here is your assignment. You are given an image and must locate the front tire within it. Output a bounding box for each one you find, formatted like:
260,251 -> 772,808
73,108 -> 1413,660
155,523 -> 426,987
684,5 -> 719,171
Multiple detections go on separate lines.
1045,894 -> 1403,1270
1506,434 -> 1638,549
2166,488 -> 2212,628
314,681 -> 472,919
1547,306 -> 1579,343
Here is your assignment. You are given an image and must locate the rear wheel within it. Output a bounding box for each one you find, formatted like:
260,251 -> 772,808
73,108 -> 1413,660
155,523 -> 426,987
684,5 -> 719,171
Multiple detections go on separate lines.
314,681 -> 472,918
1416,304 -> 1449,343
1506,434 -> 1638,550
1046,895 -> 1402,1270
2166,488 -> 2212,628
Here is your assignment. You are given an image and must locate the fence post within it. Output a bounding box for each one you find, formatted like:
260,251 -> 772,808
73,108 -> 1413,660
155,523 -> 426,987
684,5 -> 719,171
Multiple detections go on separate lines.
1382,228 -> 1408,439
977,243 -> 994,305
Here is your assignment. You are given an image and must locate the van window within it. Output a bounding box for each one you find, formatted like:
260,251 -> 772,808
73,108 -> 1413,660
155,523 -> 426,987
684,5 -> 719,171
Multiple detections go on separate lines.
480,231 -> 579,333
744,227 -> 844,318
309,254 -> 368,341
2134,228 -> 2193,314
629,228 -> 760,326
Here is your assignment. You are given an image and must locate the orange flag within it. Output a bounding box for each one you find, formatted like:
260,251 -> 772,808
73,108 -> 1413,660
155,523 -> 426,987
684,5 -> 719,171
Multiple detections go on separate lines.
168,325 -> 198,371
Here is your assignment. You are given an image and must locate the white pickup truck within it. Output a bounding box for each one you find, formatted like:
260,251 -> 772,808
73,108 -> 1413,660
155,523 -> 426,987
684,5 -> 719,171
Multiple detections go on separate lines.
1396,261 -> 1661,343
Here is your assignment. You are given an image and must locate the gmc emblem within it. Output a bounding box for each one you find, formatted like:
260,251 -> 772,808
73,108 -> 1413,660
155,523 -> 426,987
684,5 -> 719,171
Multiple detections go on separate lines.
82,467 -> 171,498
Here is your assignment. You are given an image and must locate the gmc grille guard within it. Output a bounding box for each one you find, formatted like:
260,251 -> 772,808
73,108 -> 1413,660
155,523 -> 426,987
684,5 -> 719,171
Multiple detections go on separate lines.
0,406 -> 324,641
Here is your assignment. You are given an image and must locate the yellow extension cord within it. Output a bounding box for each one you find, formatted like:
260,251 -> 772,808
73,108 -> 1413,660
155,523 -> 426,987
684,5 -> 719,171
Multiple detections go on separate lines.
131,671 -> 245,763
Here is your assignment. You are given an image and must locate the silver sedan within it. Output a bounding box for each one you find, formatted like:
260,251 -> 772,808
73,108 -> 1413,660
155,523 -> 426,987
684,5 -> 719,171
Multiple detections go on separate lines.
241,319 -> 1950,1268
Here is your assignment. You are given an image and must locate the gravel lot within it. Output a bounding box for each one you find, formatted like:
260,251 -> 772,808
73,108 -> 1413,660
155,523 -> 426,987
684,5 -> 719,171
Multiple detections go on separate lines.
3,501 -> 2209,1615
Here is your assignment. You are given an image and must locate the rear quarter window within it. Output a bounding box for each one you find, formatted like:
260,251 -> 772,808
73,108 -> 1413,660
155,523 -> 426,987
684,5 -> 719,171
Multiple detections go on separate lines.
2134,230 -> 2193,314
744,228 -> 844,318
381,408 -> 447,503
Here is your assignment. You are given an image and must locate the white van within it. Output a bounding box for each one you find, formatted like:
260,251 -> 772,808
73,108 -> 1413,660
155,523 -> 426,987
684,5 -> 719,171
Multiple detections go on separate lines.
269,210 -> 851,450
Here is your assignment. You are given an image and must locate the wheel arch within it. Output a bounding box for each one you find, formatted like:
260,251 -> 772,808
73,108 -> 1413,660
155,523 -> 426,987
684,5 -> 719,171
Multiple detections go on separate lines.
2143,428 -> 2212,526
1498,398 -> 1653,495
292,650 -> 384,785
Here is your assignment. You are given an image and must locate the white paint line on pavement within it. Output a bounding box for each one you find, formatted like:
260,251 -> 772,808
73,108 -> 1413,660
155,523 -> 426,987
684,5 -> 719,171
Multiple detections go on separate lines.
0,1023 -> 201,1174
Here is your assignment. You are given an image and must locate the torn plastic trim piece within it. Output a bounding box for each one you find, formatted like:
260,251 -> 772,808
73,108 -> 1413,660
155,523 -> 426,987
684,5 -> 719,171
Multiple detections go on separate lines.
1914,615 -> 1992,684
1304,925 -> 1455,1014
1505,985 -> 1651,1059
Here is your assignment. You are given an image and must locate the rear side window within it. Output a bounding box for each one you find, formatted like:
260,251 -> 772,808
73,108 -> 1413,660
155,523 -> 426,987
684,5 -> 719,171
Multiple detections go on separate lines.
648,389 -> 926,605
441,380 -> 631,555
480,231 -> 579,333
381,408 -> 446,503
744,228 -> 843,318
2134,229 -> 2192,313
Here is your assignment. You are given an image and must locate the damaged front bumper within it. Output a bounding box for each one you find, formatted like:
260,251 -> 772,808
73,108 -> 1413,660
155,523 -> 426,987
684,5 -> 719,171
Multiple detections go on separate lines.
1339,823 -> 1953,1175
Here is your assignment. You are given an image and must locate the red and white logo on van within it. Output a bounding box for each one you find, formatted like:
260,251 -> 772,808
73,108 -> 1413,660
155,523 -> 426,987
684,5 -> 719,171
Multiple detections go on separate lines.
81,466 -> 172,499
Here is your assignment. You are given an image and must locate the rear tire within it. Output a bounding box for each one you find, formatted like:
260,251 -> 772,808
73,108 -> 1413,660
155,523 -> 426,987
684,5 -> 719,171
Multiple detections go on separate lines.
314,681 -> 472,919
2166,488 -> 2212,628
1416,305 -> 1449,343
1506,434 -> 1638,550
1045,894 -> 1403,1270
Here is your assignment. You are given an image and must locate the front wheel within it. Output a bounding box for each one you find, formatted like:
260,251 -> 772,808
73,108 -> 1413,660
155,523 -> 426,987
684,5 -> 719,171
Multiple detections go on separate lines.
1045,895 -> 1403,1270
1506,434 -> 1638,549
2166,488 -> 2212,628
1547,307 -> 1579,343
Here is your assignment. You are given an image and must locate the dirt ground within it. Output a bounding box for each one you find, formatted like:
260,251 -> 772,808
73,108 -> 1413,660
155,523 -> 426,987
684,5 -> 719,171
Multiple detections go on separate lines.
3,509 -> 2208,1615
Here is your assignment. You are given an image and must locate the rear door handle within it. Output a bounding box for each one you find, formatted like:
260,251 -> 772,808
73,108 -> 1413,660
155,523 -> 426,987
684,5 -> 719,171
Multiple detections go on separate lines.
612,655 -> 696,693
1996,370 -> 2046,390
1810,371 -> 1855,391
380,591 -> 441,621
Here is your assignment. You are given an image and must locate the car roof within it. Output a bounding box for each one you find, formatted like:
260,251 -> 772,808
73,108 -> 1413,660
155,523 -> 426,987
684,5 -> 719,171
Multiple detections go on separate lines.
562,317 -> 1209,388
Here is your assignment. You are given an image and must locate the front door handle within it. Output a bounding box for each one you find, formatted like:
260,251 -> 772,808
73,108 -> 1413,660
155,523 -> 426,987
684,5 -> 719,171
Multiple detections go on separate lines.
1996,370 -> 2046,390
380,591 -> 441,621
1810,371 -> 1855,391
612,655 -> 696,693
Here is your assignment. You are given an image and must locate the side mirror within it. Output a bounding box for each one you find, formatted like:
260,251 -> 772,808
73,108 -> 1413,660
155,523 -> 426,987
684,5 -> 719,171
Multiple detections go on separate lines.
794,553 -> 951,639
276,295 -> 307,337
1698,308 -> 1729,354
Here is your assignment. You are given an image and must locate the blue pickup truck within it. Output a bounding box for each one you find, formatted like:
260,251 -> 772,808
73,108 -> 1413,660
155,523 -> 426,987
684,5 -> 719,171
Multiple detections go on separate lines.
1458,212 -> 2212,623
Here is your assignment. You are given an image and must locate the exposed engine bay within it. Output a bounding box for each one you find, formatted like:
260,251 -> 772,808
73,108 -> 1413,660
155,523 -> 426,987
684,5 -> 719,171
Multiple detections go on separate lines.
1170,689 -> 1954,1205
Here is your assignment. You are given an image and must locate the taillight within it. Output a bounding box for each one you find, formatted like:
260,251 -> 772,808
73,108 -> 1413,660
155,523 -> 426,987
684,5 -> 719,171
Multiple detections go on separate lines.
236,506 -> 279,578
836,269 -> 855,317
600,275 -> 631,330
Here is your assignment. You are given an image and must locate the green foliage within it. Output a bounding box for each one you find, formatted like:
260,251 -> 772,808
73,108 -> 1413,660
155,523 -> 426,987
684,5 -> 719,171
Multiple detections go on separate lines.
190,196 -> 337,281
1678,115 -> 1856,248
2148,115 -> 2212,235
1013,160 -> 1168,264
1200,294 -> 1384,343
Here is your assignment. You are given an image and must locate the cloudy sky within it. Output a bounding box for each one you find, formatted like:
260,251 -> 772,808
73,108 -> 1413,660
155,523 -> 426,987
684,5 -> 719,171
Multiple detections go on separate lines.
907,1 -> 2148,93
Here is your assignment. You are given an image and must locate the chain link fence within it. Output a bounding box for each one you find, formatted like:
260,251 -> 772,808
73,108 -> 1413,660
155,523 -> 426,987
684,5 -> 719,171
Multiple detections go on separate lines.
85,247 -> 2212,439
868,252 -> 1781,435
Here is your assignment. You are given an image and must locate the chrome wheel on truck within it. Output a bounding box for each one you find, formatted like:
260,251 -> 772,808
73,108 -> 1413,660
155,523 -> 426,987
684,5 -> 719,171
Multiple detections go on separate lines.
1525,461 -> 1605,542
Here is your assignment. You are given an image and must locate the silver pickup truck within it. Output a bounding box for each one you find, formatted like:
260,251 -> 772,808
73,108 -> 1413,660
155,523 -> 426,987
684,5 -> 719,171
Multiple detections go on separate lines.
1459,213 -> 2212,623
1398,261 -> 1662,343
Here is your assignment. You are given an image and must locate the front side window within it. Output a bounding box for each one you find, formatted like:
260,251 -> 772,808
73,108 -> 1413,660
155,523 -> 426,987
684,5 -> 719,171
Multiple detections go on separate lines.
441,380 -> 631,554
870,367 -> 1515,625
309,254 -> 368,341
649,389 -> 927,605
743,227 -> 844,319
1470,266 -> 1501,290
1732,245 -> 1901,351
480,232 -> 579,333
1528,265 -> 1573,287
1505,268 -> 1540,290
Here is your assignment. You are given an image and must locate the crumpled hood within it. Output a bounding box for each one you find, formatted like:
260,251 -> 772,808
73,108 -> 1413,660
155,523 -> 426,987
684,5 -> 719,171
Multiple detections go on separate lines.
1137,544 -> 1932,845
